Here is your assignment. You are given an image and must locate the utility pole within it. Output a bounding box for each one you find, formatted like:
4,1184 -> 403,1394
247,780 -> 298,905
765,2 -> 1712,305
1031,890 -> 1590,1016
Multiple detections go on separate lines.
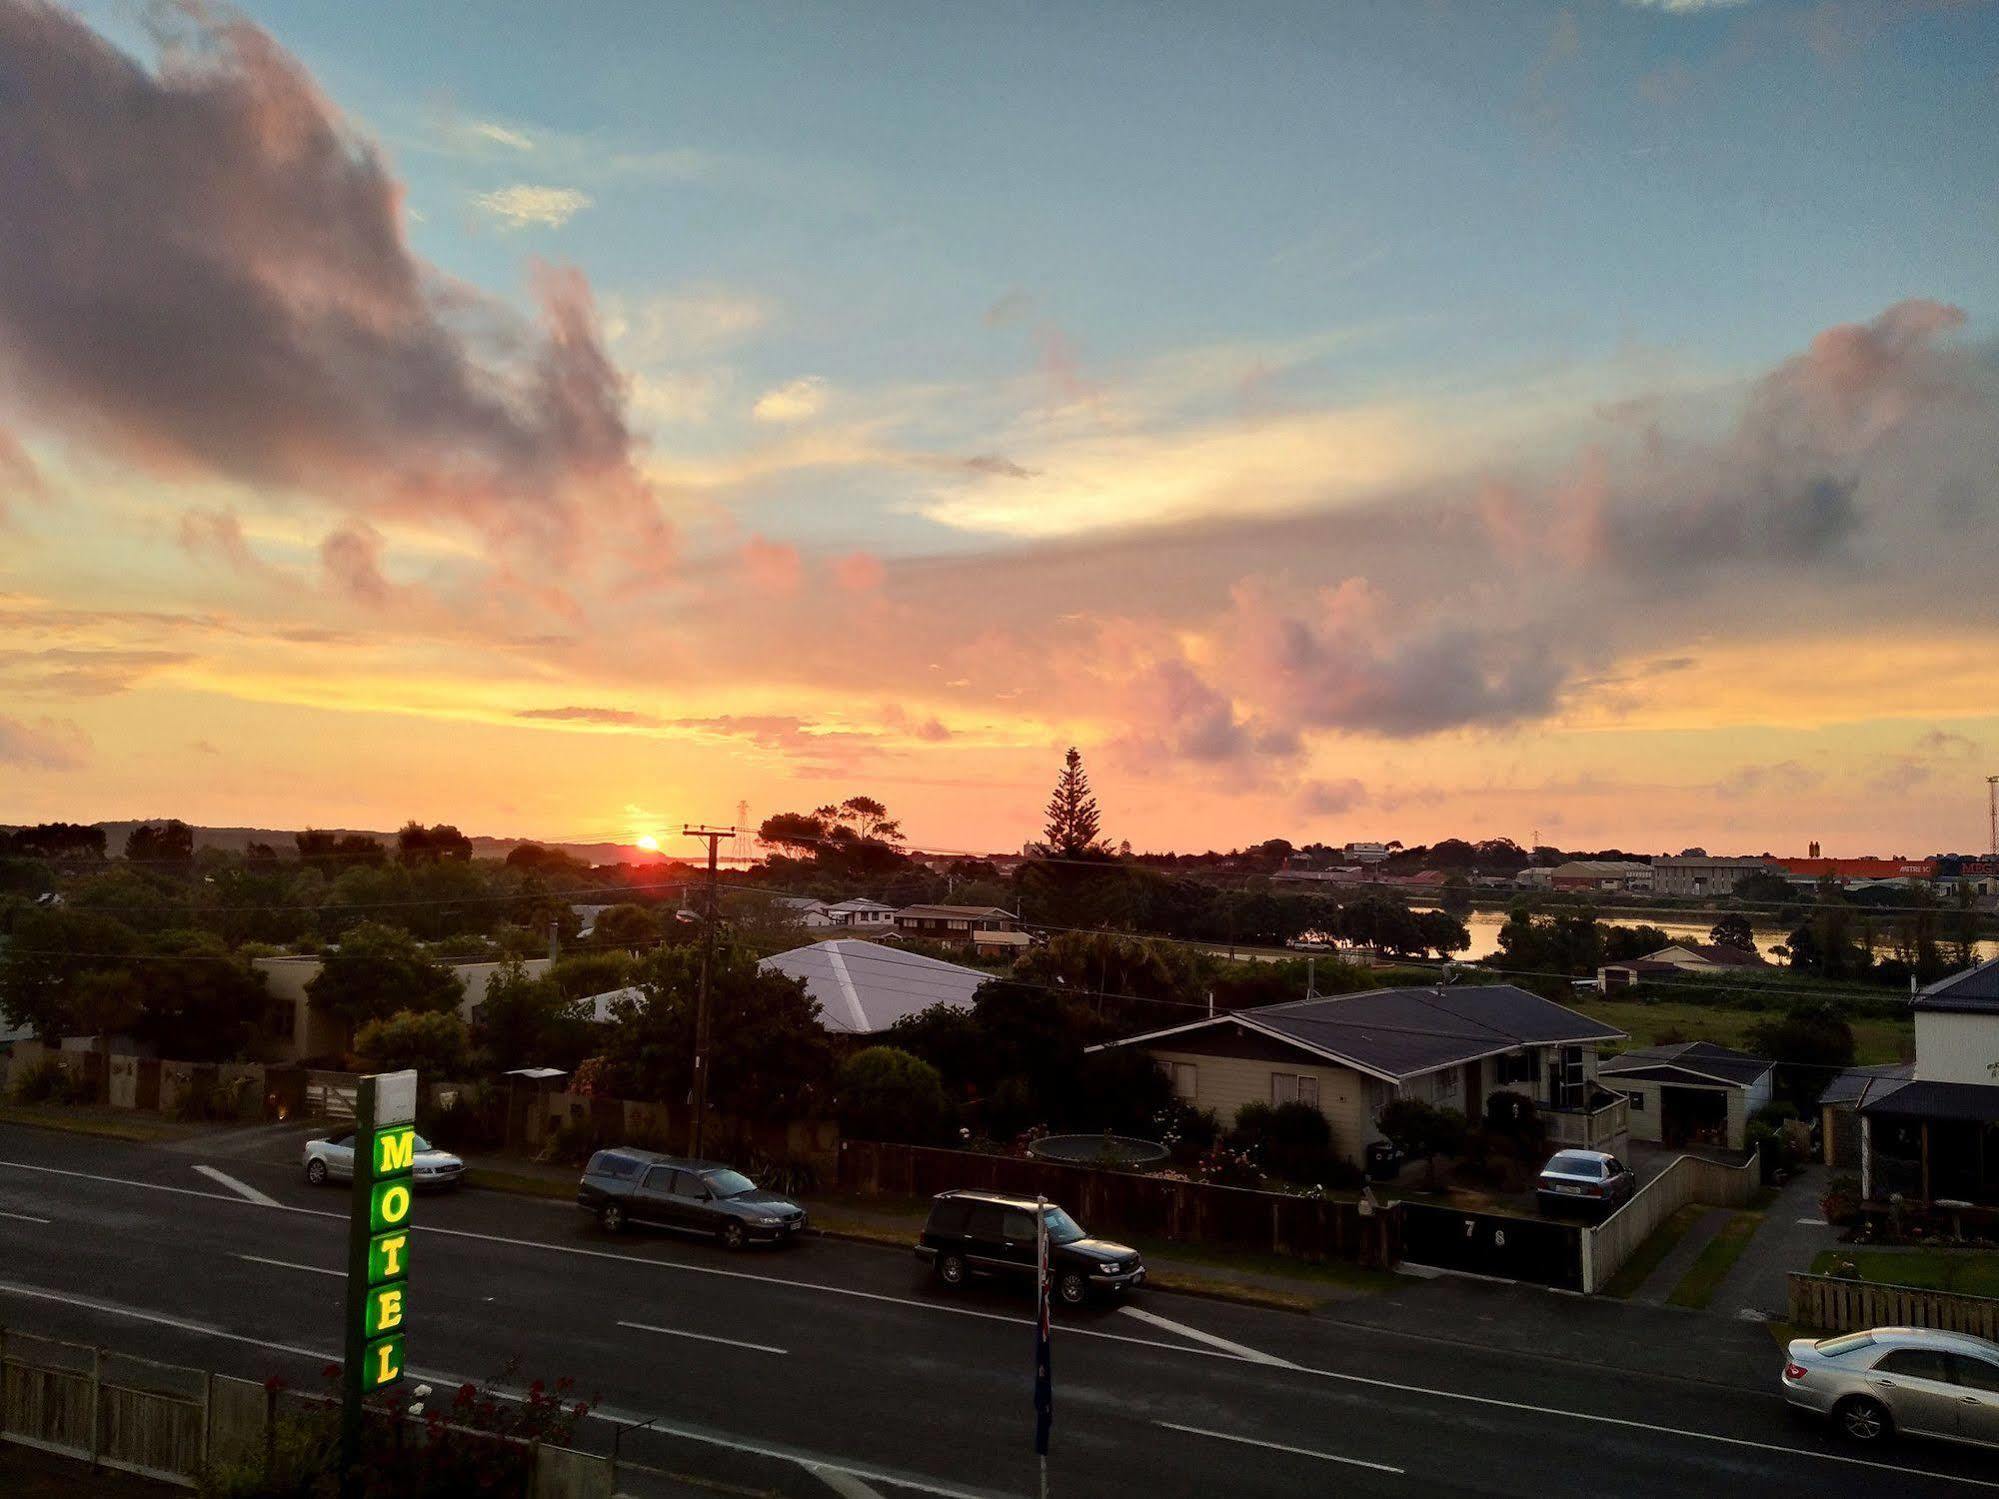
682,825 -> 734,1159
1987,775 -> 1997,859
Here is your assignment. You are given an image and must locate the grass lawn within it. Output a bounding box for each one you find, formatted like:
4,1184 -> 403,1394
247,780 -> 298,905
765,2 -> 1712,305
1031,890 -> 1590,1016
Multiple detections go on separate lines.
1809,1248 -> 1999,1299
1602,1203 -> 1707,1299
1666,1210 -> 1760,1308
1589,1000 -> 1911,1066
0,1102 -> 195,1143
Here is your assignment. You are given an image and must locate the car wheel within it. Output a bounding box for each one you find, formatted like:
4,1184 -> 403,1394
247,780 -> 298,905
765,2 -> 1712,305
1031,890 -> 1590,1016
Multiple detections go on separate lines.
1056,1270 -> 1089,1307
304,1158 -> 327,1187
1834,1396 -> 1892,1444
722,1221 -> 748,1252
936,1252 -> 968,1289
600,1203 -> 625,1234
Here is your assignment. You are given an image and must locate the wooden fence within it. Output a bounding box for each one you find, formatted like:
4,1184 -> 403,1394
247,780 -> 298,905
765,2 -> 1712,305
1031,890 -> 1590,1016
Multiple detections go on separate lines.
836,1141 -> 1400,1266
1582,1151 -> 1760,1293
1789,1272 -> 1999,1340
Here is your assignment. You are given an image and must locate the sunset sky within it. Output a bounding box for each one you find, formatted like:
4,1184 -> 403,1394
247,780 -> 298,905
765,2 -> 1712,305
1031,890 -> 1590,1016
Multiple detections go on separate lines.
2,0 -> 1997,857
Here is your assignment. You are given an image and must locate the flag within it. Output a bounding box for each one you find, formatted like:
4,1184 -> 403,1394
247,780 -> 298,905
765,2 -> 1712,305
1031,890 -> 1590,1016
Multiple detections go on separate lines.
1033,1195 -> 1053,1457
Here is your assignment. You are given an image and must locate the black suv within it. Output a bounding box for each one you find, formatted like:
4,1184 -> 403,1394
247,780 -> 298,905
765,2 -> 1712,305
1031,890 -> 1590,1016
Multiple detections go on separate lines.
915,1190 -> 1144,1305
577,1148 -> 807,1249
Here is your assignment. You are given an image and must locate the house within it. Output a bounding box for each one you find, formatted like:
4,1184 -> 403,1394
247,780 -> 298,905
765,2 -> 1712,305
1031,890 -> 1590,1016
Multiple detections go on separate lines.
1549,860 -> 1654,893
1597,1042 -> 1773,1151
253,955 -> 553,1063
825,898 -> 896,930
1856,956 -> 1999,1208
1091,984 -> 1630,1169
892,904 -> 1019,948
573,985 -> 644,1025
758,939 -> 991,1035
1343,842 -> 1391,864
969,928 -> 1032,957
1650,855 -> 1779,898
771,895 -> 835,929
1598,941 -> 1766,991
1818,1062 -> 1913,1169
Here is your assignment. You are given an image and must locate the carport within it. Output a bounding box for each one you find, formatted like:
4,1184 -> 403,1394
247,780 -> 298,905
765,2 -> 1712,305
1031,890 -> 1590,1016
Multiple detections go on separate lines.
1597,1042 -> 1774,1153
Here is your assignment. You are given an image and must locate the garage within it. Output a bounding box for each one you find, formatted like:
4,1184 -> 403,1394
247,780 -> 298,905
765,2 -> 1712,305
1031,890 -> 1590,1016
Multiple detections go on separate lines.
1598,1041 -> 1774,1154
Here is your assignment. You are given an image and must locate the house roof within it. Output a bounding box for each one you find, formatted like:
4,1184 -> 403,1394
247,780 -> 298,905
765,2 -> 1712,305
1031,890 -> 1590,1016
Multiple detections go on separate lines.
1912,956 -> 1999,1014
1819,1062 -> 1915,1108
826,898 -> 896,913
1860,1078 -> 1999,1123
759,939 -> 991,1034
575,984 -> 645,1024
1640,942 -> 1766,967
1098,984 -> 1623,1083
896,904 -> 1015,920
1599,1041 -> 1773,1088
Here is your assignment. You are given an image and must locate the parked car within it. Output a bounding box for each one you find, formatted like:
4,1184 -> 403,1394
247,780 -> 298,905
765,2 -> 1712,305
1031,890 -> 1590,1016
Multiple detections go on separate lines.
302,1133 -> 463,1190
914,1190 -> 1144,1306
1533,1149 -> 1634,1217
575,1148 -> 806,1249
1782,1327 -> 1999,1447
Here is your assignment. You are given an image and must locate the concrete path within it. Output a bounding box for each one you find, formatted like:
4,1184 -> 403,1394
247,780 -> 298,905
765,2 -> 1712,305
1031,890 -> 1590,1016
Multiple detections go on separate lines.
1711,1162 -> 1836,1318
1631,1206 -> 1731,1305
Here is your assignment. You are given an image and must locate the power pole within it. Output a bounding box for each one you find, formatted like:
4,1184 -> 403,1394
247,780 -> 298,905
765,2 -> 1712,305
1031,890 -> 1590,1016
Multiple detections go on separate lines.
1988,776 -> 1998,859
682,825 -> 734,1159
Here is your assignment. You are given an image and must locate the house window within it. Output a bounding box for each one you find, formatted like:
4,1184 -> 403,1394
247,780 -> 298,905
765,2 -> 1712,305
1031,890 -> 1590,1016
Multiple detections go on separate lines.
1296,1075 -> 1319,1110
1170,1063 -> 1197,1101
1498,1051 -> 1541,1086
1553,1046 -> 1586,1109
1620,1089 -> 1646,1113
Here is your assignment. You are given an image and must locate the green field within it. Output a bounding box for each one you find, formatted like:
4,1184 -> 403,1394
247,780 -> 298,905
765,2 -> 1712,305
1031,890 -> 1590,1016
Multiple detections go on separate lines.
1587,1000 -> 1911,1066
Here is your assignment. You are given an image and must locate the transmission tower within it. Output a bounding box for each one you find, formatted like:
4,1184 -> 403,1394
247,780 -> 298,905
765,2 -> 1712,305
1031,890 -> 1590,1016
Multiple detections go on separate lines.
1988,775 -> 1997,858
734,800 -> 750,862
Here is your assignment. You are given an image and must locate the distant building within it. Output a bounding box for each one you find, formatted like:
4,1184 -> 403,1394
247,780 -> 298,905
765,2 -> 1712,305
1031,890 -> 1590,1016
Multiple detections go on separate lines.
759,939 -> 990,1035
1343,842 -> 1391,864
253,954 -> 553,1064
892,905 -> 1019,948
1650,854 -> 1779,898
770,895 -> 836,928
1598,1042 -> 1774,1152
1598,941 -> 1767,992
1549,860 -> 1653,893
825,897 -> 896,930
1776,855 -> 1935,885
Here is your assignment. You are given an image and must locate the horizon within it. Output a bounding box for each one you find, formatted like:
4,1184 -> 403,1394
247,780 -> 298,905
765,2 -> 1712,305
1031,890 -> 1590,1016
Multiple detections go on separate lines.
4,1 -> 1998,856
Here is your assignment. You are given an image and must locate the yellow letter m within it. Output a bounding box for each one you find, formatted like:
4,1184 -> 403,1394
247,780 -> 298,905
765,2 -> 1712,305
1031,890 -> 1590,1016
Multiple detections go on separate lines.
377,1128 -> 414,1175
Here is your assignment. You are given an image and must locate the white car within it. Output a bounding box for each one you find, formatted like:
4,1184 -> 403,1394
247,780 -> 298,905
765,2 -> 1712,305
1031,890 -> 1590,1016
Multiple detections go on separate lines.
302,1132 -> 464,1190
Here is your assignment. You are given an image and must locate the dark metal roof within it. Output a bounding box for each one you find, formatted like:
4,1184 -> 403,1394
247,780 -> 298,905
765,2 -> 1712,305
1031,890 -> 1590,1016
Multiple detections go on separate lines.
1600,1041 -> 1772,1088
1913,957 -> 1999,1013
1236,984 -> 1623,1080
1860,1078 -> 1999,1123
1819,1062 -> 1914,1108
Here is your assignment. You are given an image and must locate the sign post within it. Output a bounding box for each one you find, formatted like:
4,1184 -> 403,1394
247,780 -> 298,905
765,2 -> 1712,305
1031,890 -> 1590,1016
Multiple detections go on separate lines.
341,1069 -> 417,1489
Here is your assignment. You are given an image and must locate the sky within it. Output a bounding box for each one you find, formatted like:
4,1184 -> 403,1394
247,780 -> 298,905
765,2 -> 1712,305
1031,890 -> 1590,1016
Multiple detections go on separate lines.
2,0 -> 1997,858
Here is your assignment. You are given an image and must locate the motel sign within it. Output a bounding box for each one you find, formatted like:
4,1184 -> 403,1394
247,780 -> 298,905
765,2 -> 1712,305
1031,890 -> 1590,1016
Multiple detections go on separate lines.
342,1069 -> 417,1471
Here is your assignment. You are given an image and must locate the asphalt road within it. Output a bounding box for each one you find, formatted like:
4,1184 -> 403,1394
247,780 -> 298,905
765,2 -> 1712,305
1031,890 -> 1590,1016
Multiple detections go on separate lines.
0,1124 -> 1993,1498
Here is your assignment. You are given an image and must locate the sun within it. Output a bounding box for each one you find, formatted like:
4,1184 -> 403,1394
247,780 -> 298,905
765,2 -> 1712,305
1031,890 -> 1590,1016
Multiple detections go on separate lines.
635,833 -> 659,852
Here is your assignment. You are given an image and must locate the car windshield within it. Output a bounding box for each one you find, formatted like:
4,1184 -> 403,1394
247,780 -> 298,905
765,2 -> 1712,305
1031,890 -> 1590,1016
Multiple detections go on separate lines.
703,1169 -> 757,1198
1042,1207 -> 1087,1244
1546,1153 -> 1602,1176
412,1136 -> 432,1152
1813,1332 -> 1876,1357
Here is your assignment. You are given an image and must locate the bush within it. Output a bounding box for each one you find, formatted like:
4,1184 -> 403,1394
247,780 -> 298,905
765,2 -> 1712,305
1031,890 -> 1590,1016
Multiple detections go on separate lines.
353,1010 -> 471,1079
743,1148 -> 820,1197
1822,1173 -> 1862,1226
1153,1101 -> 1220,1165
836,1046 -> 948,1144
11,1056 -> 78,1104
419,1082 -> 505,1152
1484,1090 -> 1543,1145
175,1072 -> 257,1123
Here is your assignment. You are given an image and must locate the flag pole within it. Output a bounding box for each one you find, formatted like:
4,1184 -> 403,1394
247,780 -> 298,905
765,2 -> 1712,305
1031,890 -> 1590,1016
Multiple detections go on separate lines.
1034,1192 -> 1052,1494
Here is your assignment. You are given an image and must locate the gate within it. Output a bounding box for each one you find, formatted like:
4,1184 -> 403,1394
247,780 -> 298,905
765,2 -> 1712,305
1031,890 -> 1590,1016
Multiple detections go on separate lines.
1401,1203 -> 1584,1291
304,1070 -> 358,1123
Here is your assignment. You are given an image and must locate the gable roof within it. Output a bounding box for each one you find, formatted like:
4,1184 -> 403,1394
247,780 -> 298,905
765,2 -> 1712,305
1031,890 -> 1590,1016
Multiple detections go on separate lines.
1913,956 -> 1999,1014
1642,942 -> 1766,967
1599,1041 -> 1773,1088
896,904 -> 1015,920
826,898 -> 896,913
1819,1062 -> 1914,1109
759,939 -> 990,1035
1096,984 -> 1623,1083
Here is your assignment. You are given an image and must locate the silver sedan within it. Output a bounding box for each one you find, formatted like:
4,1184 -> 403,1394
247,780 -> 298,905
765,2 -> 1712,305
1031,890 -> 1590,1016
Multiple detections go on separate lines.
302,1132 -> 464,1190
1782,1326 -> 1999,1448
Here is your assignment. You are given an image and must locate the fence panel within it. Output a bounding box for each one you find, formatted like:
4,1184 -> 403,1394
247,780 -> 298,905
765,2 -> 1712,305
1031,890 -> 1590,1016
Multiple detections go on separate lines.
1788,1273 -> 1999,1340
304,1069 -> 360,1122
1402,1202 -> 1584,1290
1583,1151 -> 1759,1293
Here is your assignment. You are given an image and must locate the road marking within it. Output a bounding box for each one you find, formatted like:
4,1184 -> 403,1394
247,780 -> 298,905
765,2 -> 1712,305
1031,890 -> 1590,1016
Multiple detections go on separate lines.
0,1280 -> 334,1365
192,1165 -> 281,1207
1154,1421 -> 1403,1474
238,1253 -> 342,1279
807,1462 -> 888,1498
1119,1305 -> 1297,1366
0,1209 -> 51,1224
617,1321 -> 788,1356
1795,1218 -> 1831,1227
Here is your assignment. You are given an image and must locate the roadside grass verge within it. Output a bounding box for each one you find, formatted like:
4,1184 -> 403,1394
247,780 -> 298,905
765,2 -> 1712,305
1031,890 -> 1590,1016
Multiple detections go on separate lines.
1809,1248 -> 1999,1299
0,1103 -> 194,1143
1666,1211 -> 1760,1308
1601,1203 -> 1706,1299
463,1165 -> 573,1199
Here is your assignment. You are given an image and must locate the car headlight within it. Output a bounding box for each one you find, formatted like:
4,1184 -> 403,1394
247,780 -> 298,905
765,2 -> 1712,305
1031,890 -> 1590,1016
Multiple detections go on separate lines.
1099,1261 -> 1124,1274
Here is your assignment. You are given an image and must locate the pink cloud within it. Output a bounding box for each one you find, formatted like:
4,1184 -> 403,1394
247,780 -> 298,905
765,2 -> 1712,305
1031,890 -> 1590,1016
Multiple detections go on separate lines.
740,536 -> 804,595
831,551 -> 885,593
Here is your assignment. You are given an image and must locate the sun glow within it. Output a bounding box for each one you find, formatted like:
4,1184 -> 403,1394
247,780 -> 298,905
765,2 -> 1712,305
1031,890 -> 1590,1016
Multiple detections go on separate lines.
635,833 -> 660,851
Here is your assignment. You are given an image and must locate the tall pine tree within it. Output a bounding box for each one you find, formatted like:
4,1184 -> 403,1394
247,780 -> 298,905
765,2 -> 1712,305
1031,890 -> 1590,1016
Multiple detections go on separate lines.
1042,746 -> 1104,857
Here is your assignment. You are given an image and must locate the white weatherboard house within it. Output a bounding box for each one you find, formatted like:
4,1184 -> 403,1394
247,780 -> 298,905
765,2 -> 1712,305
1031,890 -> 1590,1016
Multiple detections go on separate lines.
1095,985 -> 1630,1168
758,939 -> 991,1036
1597,1041 -> 1773,1152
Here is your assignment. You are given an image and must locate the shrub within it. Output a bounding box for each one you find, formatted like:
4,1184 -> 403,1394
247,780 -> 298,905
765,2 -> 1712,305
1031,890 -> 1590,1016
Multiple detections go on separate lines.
353,1009 -> 471,1079
1484,1090 -> 1543,1145
836,1046 -> 948,1144
11,1056 -> 77,1104
1821,1173 -> 1862,1226
1154,1101 -> 1220,1165
1377,1099 -> 1468,1190
744,1148 -> 820,1197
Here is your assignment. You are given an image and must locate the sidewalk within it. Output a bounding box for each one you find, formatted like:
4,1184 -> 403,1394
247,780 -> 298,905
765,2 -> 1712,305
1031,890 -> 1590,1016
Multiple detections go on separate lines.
1709,1163 -> 1834,1318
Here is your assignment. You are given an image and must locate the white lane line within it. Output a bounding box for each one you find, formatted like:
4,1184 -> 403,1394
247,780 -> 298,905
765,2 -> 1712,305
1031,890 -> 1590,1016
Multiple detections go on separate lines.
192,1164 -> 282,1207
238,1253 -> 342,1279
1119,1305 -> 1297,1367
1154,1421 -> 1403,1475
617,1320 -> 787,1356
0,1209 -> 51,1224
0,1280 -> 334,1364
808,1463 -> 889,1499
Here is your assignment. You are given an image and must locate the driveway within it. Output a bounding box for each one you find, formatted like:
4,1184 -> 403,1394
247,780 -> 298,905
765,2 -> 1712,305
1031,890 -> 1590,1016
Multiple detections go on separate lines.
1710,1162 -> 1837,1318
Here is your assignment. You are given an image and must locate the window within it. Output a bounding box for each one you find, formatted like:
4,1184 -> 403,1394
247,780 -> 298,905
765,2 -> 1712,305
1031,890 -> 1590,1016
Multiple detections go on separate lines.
1296,1075 -> 1319,1110
1000,1209 -> 1036,1241
1272,1073 -> 1320,1107
1875,1349 -> 1951,1383
965,1204 -> 1005,1240
1170,1062 -> 1197,1101
1499,1051 -> 1541,1086
1621,1089 -> 1646,1113
670,1169 -> 708,1198
1553,1046 -> 1585,1110
927,1199 -> 971,1235
1951,1355 -> 1999,1394
641,1165 -> 675,1191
